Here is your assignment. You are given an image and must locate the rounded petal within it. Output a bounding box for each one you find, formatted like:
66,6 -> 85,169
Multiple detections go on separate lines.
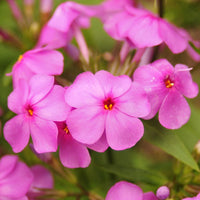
105,181 -> 143,200
28,75 -> 54,105
35,85 -> 70,122
24,48 -> 64,75
30,165 -> 53,189
30,117 -> 58,153
151,59 -> 174,76
59,134 -> 91,168
87,133 -> 109,152
159,90 -> 191,129
8,79 -> 29,114
36,25 -> 69,49
0,155 -> 18,180
159,20 -> 188,53
174,64 -> 199,98
144,192 -> 158,200
65,72 -> 104,108
12,62 -> 34,88
95,70 -> 132,98
106,110 -> 144,150
67,106 -> 105,144
0,161 -> 33,198
116,82 -> 151,118
127,15 -> 162,48
3,115 -> 30,153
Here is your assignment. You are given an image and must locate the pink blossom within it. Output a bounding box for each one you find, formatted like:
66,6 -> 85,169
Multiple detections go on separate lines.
9,47 -> 64,87
0,155 -> 33,200
57,121 -> 91,168
133,59 -> 199,129
105,181 -> 158,200
100,5 -> 191,54
37,1 -> 96,54
27,165 -> 54,199
57,120 -> 108,168
65,70 -> 150,150
4,75 -> 68,153
182,193 -> 200,200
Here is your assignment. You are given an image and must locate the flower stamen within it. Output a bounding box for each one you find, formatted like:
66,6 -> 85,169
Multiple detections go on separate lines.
18,55 -> 23,62
64,126 -> 70,134
104,98 -> 114,110
28,109 -> 33,116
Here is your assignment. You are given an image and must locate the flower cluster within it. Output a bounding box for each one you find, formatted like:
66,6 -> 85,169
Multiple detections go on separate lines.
1,0 -> 200,199
0,155 -> 53,200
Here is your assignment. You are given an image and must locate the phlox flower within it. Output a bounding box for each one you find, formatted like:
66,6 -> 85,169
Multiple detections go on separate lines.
99,5 -> 191,54
4,75 -> 68,153
133,59 -> 199,129
0,155 -> 33,200
10,47 -> 64,87
37,1 -> 97,57
182,193 -> 200,200
27,165 -> 54,200
65,70 -> 150,150
57,121 -> 109,168
105,181 -> 158,200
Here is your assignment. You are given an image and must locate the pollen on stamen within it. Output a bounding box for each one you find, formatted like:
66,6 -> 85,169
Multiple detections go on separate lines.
28,109 -> 33,116
165,79 -> 174,88
18,55 -> 23,62
64,126 -> 70,134
104,98 -> 114,110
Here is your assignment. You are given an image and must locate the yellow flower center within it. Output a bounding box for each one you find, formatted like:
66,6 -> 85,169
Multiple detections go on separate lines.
28,109 -> 33,116
165,79 -> 174,88
104,98 -> 114,110
64,126 -> 70,134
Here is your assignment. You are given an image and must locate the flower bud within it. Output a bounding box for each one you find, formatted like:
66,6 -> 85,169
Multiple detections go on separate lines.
156,186 -> 170,200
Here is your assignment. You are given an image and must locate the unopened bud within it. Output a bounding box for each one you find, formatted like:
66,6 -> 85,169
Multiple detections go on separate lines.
156,186 -> 170,200
195,140 -> 200,155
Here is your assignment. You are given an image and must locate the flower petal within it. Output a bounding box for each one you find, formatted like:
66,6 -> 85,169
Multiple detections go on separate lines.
67,106 -> 105,144
143,192 -> 158,200
65,72 -> 104,108
106,110 -> 144,150
8,79 -> 29,114
116,82 -> 151,118
35,85 -> 70,121
24,48 -> 64,75
159,20 -> 188,53
127,15 -> 162,48
30,117 -> 58,153
105,181 -> 143,200
0,155 -> 18,180
30,165 -> 53,189
87,133 -> 109,152
0,161 -> 33,198
28,75 -> 54,105
159,90 -> 191,129
3,115 -> 30,153
95,70 -> 132,98
59,134 -> 91,168
174,64 -> 199,98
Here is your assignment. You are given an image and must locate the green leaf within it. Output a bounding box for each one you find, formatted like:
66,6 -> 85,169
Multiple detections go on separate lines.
144,122 -> 199,171
98,164 -> 167,186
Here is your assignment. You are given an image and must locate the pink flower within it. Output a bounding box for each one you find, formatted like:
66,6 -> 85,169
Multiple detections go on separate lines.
0,155 -> 33,200
4,75 -> 68,153
182,193 -> 200,200
57,121 -> 91,168
57,119 -> 108,168
105,181 -> 158,200
37,1 -> 96,53
65,70 -> 150,150
133,59 -> 199,129
10,47 -> 64,87
27,165 -> 54,200
101,5 -> 191,54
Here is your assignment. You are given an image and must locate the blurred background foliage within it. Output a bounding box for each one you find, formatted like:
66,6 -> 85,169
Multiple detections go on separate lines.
0,0 -> 200,199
